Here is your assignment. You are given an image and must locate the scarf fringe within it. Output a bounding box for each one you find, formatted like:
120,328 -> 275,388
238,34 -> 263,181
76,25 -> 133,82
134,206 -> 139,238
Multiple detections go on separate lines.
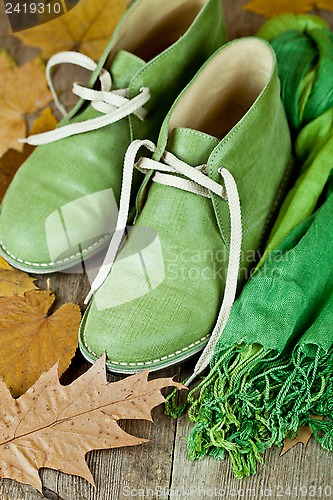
168,343 -> 333,478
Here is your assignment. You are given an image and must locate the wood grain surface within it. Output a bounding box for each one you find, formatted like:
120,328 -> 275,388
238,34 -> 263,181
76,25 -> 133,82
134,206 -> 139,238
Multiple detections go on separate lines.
0,1 -> 333,499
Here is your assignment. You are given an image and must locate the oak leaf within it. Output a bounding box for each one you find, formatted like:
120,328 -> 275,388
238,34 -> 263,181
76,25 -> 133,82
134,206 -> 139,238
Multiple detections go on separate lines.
280,425 -> 313,456
244,0 -> 333,18
0,290 -> 81,397
15,0 -> 129,60
0,357 -> 182,492
280,416 -> 323,456
0,256 -> 37,297
0,56 -> 53,157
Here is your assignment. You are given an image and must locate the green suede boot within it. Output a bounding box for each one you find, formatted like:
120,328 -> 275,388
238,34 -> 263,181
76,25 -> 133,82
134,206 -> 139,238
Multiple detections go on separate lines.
79,37 -> 293,374
0,0 -> 226,273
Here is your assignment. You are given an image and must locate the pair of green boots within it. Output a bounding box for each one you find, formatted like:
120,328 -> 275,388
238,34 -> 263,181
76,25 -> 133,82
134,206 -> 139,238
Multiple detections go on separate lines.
0,0 -> 292,375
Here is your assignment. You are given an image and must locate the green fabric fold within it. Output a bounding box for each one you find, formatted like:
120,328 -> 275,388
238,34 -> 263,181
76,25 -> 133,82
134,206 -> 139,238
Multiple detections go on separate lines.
185,176 -> 333,477
173,14 -> 333,478
259,15 -> 333,262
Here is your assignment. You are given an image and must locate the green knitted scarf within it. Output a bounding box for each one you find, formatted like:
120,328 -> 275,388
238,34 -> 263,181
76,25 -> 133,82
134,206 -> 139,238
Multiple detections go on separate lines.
166,14 -> 333,478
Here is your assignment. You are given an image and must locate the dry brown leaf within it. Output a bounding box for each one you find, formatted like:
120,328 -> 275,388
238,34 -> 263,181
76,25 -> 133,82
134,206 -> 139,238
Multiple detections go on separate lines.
0,145 -> 34,201
16,0 -> 128,60
0,56 -> 53,157
280,425 -> 313,456
280,416 -> 323,456
245,0 -> 314,17
0,256 -> 37,297
0,290 -> 81,397
0,357 -> 182,492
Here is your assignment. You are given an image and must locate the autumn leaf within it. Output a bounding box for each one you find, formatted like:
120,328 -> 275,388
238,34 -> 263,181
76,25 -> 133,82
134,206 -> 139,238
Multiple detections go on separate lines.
0,290 -> 81,397
245,0 -> 333,17
0,357 -> 183,492
0,56 -> 53,157
0,256 -> 13,271
316,0 -> 333,11
30,107 -> 58,135
0,256 -> 37,298
280,425 -> 313,456
0,146 -> 34,201
15,0 -> 129,60
0,50 -> 15,72
0,108 -> 57,199
280,416 -> 323,456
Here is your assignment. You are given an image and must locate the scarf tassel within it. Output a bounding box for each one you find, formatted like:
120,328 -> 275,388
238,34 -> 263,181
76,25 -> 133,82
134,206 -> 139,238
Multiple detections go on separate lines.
166,342 -> 333,478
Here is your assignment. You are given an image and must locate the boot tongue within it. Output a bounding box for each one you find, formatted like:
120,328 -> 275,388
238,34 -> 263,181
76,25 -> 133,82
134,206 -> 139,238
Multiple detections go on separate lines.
166,128 -> 219,166
108,50 -> 145,89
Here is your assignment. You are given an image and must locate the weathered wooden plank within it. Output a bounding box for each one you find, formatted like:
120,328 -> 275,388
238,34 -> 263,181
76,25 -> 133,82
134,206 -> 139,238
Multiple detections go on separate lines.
171,424 -> 333,500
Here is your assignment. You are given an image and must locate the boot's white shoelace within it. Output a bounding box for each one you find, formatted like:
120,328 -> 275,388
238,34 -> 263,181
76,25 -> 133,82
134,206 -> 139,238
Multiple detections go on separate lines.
85,139 -> 242,381
20,51 -> 151,146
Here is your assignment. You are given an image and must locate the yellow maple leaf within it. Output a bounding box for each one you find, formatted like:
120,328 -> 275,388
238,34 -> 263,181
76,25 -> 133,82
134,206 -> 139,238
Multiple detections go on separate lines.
316,0 -> 333,11
16,0 -> 129,60
0,56 -> 53,157
245,0 -> 313,17
0,50 -> 15,72
0,256 -> 13,271
0,256 -> 37,297
0,290 -> 81,397
0,109 -> 57,197
30,107 -> 58,135
0,146 -> 34,201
